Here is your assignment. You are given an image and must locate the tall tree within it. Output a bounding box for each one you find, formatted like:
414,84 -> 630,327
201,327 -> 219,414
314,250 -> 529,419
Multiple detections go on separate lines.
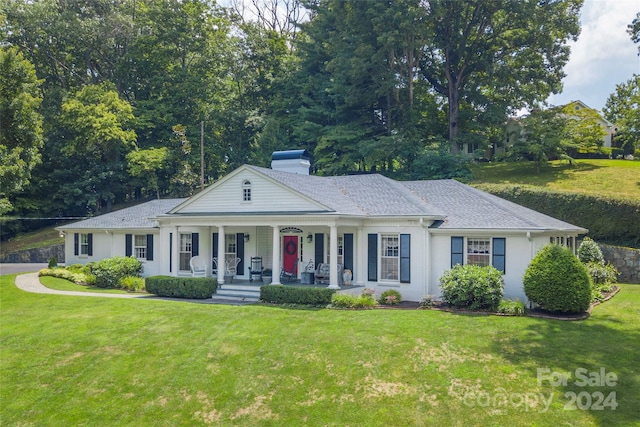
603,75 -> 640,154
629,11 -> 640,55
420,0 -> 583,151
58,83 -> 137,213
0,47 -> 43,214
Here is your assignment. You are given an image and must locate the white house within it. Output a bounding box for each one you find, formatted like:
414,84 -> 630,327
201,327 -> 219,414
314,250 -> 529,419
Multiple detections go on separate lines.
57,150 -> 587,302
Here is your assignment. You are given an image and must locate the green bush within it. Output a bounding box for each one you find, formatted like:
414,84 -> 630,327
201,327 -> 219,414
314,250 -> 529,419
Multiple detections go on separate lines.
330,293 -> 377,309
474,184 -> 640,247
524,244 -> 592,313
497,299 -> 526,316
577,237 -> 604,264
585,262 -> 619,286
439,264 -> 504,311
118,276 -> 145,292
419,295 -> 435,308
47,257 -> 58,269
378,289 -> 402,306
89,256 -> 142,288
38,267 -> 95,286
145,276 -> 217,299
260,285 -> 336,306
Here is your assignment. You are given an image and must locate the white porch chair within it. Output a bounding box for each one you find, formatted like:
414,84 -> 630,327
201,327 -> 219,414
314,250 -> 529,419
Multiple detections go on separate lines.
190,256 -> 207,277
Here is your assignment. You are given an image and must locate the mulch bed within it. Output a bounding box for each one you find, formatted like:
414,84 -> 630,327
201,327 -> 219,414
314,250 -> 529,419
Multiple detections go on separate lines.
379,286 -> 621,321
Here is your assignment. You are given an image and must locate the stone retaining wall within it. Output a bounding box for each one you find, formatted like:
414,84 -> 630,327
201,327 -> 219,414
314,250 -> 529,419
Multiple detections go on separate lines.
600,244 -> 640,284
0,245 -> 65,264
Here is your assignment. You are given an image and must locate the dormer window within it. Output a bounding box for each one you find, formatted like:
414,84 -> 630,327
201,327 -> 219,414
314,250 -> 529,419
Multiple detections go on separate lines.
242,180 -> 251,201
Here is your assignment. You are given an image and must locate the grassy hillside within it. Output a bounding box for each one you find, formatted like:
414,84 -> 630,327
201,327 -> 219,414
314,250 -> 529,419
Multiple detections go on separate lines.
470,159 -> 640,203
0,226 -> 64,256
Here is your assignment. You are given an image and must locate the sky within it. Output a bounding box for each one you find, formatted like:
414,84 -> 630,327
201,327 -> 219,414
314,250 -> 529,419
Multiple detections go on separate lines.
546,0 -> 640,113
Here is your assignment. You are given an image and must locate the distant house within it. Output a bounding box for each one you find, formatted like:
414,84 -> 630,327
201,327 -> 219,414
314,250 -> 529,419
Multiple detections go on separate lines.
562,100 -> 616,148
57,150 -> 587,302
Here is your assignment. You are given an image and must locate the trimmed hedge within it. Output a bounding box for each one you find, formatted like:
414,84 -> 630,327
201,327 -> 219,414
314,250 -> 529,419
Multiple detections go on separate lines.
474,184 -> 640,247
524,244 -> 592,313
145,276 -> 217,299
260,285 -> 336,306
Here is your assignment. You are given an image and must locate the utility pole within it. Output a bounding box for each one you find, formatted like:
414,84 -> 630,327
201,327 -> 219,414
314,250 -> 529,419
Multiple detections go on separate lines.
200,120 -> 204,190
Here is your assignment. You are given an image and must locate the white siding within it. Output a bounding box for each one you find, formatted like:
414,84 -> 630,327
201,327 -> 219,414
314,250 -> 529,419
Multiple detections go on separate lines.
176,170 -> 324,214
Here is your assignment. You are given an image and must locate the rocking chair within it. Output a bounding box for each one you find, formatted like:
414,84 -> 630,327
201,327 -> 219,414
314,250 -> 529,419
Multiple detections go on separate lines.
248,256 -> 263,282
280,257 -> 299,282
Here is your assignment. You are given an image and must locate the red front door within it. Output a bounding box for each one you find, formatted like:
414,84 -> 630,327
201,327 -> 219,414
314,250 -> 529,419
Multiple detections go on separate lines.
282,235 -> 298,273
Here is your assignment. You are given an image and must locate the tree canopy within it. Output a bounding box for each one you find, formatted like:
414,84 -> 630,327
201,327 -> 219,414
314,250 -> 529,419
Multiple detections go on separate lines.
0,0 -> 586,237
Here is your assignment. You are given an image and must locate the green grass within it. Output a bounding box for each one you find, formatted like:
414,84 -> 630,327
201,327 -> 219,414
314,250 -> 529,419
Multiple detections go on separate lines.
2,274 -> 639,426
39,276 -> 142,294
470,159 -> 640,202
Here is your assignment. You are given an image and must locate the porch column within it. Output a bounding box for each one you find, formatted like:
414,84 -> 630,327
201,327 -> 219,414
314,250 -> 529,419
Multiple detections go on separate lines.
271,225 -> 281,285
172,226 -> 179,276
328,225 -> 339,289
218,225 -> 225,285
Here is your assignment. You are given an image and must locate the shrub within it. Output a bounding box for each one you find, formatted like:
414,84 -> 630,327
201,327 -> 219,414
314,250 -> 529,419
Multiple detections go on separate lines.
330,293 -> 377,309
577,237 -> 604,264
524,244 -> 592,313
439,264 -> 504,311
146,276 -> 217,299
585,262 -> 619,286
89,256 -> 142,288
118,276 -> 145,292
497,299 -> 526,316
48,257 -> 58,269
260,285 -> 336,306
378,289 -> 402,306
38,267 -> 94,286
419,295 -> 435,309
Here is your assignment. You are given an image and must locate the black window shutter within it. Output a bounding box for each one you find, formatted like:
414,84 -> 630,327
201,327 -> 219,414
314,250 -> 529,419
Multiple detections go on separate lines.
74,233 -> 79,256
87,233 -> 93,256
343,233 -> 354,276
236,233 -> 244,274
192,233 -> 199,256
314,233 -> 324,266
146,234 -> 154,261
400,234 -> 410,283
451,236 -> 464,267
125,234 -> 133,257
492,238 -> 506,274
212,233 -> 219,273
367,233 -> 377,282
169,233 -> 173,272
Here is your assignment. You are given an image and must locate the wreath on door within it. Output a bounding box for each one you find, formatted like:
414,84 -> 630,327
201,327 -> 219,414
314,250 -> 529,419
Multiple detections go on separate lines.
285,240 -> 297,255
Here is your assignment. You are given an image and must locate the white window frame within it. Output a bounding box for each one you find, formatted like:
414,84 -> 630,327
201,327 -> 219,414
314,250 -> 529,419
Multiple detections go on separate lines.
242,180 -> 251,202
466,238 -> 491,267
225,234 -> 237,266
80,233 -> 90,256
134,235 -> 147,260
380,234 -> 399,281
179,233 -> 192,272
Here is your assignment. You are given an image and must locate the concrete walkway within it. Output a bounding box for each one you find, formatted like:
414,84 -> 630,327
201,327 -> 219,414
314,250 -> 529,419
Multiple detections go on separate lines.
13,273 -> 253,305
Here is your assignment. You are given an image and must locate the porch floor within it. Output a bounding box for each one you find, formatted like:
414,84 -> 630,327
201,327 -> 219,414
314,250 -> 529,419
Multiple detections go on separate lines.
220,278 -> 362,291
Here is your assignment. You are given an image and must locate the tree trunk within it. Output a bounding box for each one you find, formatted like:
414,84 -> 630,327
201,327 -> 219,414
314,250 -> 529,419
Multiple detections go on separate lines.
448,83 -> 460,154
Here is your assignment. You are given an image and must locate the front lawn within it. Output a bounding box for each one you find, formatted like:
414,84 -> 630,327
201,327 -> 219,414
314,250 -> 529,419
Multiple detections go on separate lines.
1,274 -> 638,426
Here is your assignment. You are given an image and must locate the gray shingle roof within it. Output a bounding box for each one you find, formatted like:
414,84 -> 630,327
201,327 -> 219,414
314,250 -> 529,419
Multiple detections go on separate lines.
58,167 -> 586,233
57,199 -> 185,230
401,180 -> 585,231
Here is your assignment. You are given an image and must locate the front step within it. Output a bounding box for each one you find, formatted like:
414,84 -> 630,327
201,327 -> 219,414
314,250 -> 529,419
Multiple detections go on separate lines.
213,284 -> 262,303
